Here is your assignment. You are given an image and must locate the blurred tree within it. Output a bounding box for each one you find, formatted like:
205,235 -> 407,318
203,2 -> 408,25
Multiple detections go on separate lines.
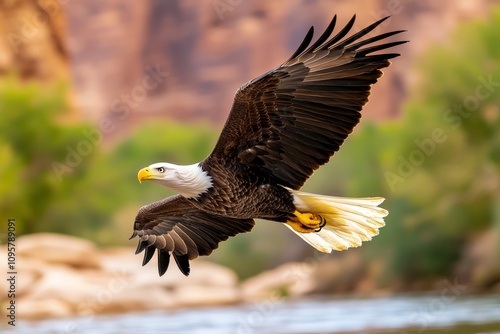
0,77 -> 90,234
391,8 -> 499,282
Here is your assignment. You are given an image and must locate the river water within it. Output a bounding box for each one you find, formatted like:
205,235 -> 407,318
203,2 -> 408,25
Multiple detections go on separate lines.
7,294 -> 500,334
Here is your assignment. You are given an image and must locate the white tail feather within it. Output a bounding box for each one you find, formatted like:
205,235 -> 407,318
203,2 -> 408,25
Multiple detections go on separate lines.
286,189 -> 388,253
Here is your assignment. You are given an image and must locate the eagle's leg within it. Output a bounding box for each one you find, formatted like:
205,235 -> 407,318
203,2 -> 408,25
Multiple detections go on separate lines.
286,210 -> 326,233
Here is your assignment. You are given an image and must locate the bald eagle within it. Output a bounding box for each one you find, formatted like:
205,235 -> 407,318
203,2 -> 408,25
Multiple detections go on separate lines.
132,15 -> 406,276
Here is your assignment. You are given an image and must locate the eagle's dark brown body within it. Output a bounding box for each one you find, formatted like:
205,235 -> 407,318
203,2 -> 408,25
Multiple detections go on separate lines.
197,156 -> 295,221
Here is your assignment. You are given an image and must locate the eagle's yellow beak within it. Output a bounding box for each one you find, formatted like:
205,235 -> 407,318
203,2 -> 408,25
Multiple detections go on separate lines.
137,167 -> 153,183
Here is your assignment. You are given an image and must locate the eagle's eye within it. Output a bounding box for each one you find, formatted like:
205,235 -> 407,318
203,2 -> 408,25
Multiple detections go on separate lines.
156,167 -> 165,173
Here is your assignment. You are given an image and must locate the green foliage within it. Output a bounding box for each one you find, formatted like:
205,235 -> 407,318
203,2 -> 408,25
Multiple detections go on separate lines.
382,9 -> 500,281
0,77 -> 92,234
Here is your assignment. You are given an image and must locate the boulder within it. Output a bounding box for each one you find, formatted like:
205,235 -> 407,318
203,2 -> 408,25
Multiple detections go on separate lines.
17,233 -> 101,269
241,262 -> 316,301
99,247 -> 143,274
241,251 -> 375,300
100,247 -> 186,290
17,298 -> 72,320
174,285 -> 241,307
96,287 -> 176,314
184,261 -> 239,288
100,247 -> 242,309
15,258 -> 46,298
455,228 -> 500,291
6,233 -> 245,319
26,264 -> 111,310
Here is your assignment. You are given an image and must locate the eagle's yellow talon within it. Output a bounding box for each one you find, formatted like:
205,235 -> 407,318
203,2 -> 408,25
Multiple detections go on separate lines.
286,210 -> 326,233
286,220 -> 317,233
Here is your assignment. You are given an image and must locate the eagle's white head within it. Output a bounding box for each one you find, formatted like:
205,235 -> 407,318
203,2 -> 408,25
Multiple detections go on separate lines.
137,162 -> 212,198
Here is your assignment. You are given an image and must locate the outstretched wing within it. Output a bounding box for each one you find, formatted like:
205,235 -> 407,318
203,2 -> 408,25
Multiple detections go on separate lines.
131,195 -> 255,276
206,15 -> 406,189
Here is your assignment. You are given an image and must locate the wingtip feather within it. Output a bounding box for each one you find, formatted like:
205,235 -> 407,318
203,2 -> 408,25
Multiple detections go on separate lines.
158,249 -> 171,276
135,240 -> 148,255
174,253 -> 191,276
142,246 -> 156,266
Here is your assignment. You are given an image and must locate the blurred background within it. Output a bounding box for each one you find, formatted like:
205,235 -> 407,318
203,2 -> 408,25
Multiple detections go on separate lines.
1,0 -> 500,333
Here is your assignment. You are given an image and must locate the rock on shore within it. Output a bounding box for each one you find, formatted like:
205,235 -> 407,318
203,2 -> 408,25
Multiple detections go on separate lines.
0,233 -> 240,320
